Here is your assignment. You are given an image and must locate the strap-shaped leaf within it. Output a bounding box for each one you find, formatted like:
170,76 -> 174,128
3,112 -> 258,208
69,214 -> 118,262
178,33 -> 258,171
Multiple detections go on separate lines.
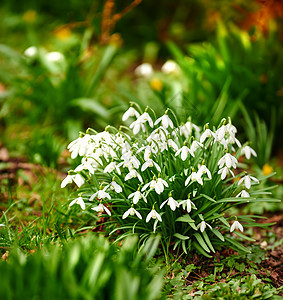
233,231 -> 256,242
192,241 -> 212,258
202,231 -> 215,253
174,233 -> 190,240
181,240 -> 188,254
194,233 -> 210,253
211,229 -> 225,241
225,236 -> 251,253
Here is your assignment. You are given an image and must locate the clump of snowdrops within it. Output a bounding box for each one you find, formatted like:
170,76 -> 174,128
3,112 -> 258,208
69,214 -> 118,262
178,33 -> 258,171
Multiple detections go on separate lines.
62,104 -> 275,257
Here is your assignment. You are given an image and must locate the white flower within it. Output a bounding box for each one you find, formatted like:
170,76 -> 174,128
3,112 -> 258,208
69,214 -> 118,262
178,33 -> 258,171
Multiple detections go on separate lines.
67,134 -> 92,159
141,159 -> 161,173
215,125 -> 227,141
190,140 -> 203,154
154,114 -> 174,129
125,169 -> 143,183
89,189 -> 111,201
197,165 -> 212,180
218,153 -> 238,169
69,196 -> 85,210
180,121 -> 200,138
91,203 -> 111,216
200,128 -> 215,144
179,198 -> 196,213
129,119 -> 146,135
128,190 -> 147,204
160,196 -> 179,211
218,167 -> 234,180
241,146 -> 257,160
75,157 -> 98,175
46,51 -> 65,62
135,63 -> 154,77
122,206 -> 142,219
24,46 -> 38,58
238,175 -> 259,189
146,209 -> 162,222
175,145 -> 194,160
61,173 -> 85,188
230,220 -> 244,232
104,161 -> 121,175
122,107 -> 140,121
161,60 -> 180,74
0,224 -> 5,227
168,139 -> 178,151
137,112 -> 154,127
142,177 -> 168,194
185,171 -> 203,186
236,190 -> 250,198
197,221 -> 212,232
110,181 -> 122,193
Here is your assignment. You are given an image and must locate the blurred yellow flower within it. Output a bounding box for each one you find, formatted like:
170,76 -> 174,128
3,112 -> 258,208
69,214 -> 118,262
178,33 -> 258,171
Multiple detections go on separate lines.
23,10 -> 37,23
262,163 -> 274,176
150,78 -> 163,92
54,27 -> 72,40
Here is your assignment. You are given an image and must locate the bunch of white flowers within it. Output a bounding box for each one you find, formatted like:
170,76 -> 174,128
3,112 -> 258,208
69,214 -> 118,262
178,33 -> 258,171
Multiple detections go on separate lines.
62,104 -> 274,256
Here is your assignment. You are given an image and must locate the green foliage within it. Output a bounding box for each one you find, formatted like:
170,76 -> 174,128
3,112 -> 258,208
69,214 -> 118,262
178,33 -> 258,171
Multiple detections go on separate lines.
168,23 -> 283,135
0,234 -> 164,300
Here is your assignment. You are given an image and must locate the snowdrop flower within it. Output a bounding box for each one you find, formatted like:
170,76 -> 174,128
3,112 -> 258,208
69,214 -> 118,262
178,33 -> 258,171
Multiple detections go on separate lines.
122,106 -> 140,121
89,188 -> 111,201
241,145 -> 257,160
141,158 -> 161,173
46,51 -> 65,62
197,164 -> 212,180
179,197 -> 196,213
61,173 -> 85,188
236,190 -> 250,198
135,63 -> 154,77
110,180 -> 122,193
104,161 -> 121,175
0,224 -> 5,227
128,190 -> 147,204
91,203 -> 111,216
167,138 -> 178,151
67,134 -> 92,159
122,206 -> 142,219
218,153 -> 238,169
161,60 -> 180,74
190,140 -> 203,154
197,221 -> 212,232
175,144 -> 194,160
129,119 -> 146,135
218,167 -> 234,180
215,124 -> 227,141
137,111 -> 154,128
200,127 -> 215,144
146,208 -> 162,222
160,193 -> 179,211
185,170 -> 203,186
75,157 -> 98,175
24,46 -> 38,58
230,220 -> 244,232
238,175 -> 259,189
142,176 -> 168,194
125,169 -> 143,183
154,112 -> 174,129
180,120 -> 200,138
69,196 -> 85,210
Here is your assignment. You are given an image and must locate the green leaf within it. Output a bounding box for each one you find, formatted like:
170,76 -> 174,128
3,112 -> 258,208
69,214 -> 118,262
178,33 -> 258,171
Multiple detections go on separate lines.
174,233 -> 190,240
232,231 -> 256,242
70,98 -> 111,119
192,241 -> 212,258
211,229 -> 225,242
194,233 -> 210,253
202,231 -> 215,253
225,236 -> 251,253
